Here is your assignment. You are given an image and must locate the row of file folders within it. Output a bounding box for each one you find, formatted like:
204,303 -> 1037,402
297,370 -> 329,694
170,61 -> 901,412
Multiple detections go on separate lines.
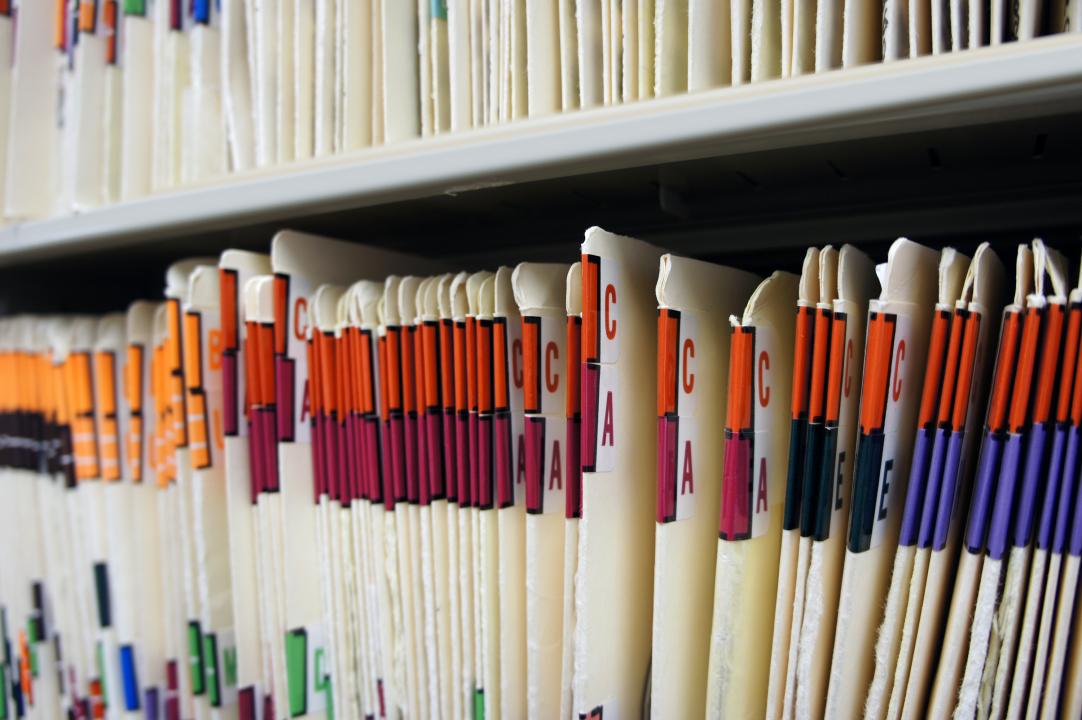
0,230 -> 1081,720
1,0 -> 1079,224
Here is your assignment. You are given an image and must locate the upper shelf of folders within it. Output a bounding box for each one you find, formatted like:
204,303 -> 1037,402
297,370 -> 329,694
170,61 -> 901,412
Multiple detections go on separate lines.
0,33 -> 1080,313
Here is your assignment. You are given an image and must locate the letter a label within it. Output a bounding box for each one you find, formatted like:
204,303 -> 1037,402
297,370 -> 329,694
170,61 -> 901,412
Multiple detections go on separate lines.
675,416 -> 699,521
594,364 -> 618,472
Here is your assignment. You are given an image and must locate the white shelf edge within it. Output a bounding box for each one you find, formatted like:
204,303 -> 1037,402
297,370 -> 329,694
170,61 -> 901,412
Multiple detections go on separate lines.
2,35 -> 1081,266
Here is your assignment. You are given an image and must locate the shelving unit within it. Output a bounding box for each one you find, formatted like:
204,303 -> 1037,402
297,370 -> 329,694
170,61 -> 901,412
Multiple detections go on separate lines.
1,34 -> 1081,312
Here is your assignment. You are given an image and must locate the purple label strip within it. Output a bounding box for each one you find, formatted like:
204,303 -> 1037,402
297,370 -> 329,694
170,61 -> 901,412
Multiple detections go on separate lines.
917,426 -> 950,549
932,430 -> 966,551
1013,422 -> 1051,547
900,428 -> 935,547
965,431 -> 1005,554
1036,425 -> 1068,550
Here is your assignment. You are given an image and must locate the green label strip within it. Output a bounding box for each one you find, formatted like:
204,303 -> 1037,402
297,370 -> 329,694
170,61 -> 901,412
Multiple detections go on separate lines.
473,688 -> 485,720
203,634 -> 220,707
188,622 -> 205,695
285,630 -> 307,716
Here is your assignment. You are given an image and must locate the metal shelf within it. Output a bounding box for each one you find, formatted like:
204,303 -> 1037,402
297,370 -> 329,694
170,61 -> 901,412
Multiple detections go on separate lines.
0,34 -> 1080,272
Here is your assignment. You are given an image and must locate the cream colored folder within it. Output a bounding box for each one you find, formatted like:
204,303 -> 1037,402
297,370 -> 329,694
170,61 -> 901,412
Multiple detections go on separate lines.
492,267 -> 527,718
864,247 -> 970,720
311,283 -> 358,719
218,251 -> 272,718
621,0 -> 639,101
102,7 -> 122,204
732,0 -> 753,82
418,0 -> 434,135
509,0 -> 528,119
787,248 -> 840,720
890,243 -> 1004,720
655,0 -> 688,95
559,0 -> 580,109
371,0 -> 386,140
926,245 -> 1034,720
382,0 -> 421,142
222,0 -> 255,171
419,274 -> 456,718
410,277 -> 442,719
275,0 -> 296,163
1022,264 -> 1082,719
184,265 -> 241,715
451,270 -> 480,717
151,2 -> 191,191
654,255 -> 759,718
69,316 -> 110,709
577,0 -> 604,107
841,0 -> 882,67
972,241 -> 1067,720
1009,260 -> 1081,719
70,5 -> 107,210
356,280 -> 403,717
637,0 -> 654,98
527,0 -> 561,115
253,0 -> 279,165
792,245 -> 877,720
687,0 -> 731,89
437,273 -> 467,720
882,0 -> 908,60
791,0 -> 817,73
824,237 -> 939,719
512,262 -> 571,719
270,233 -> 434,717
430,0 -> 451,133
706,270 -> 797,719
93,314 -> 130,715
909,0 -> 932,56
573,227 -> 664,718
766,247 -> 820,720
449,0 -> 474,130
397,276 -> 431,720
473,272 -> 502,719
0,10 -> 10,211
1055,578 -> 1082,718
337,0 -> 373,151
815,0 -> 845,70
381,277 -> 422,720
165,258 -> 218,720
562,261 -> 583,720
313,0 -> 336,155
192,8 -> 228,182
125,301 -> 171,715
751,0 -> 782,80
120,6 -> 155,199
245,274 -> 292,717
